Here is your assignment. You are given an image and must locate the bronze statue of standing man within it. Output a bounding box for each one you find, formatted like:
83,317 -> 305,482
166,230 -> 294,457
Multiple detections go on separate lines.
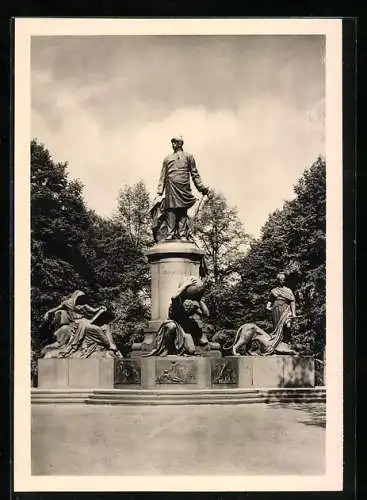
151,136 -> 209,241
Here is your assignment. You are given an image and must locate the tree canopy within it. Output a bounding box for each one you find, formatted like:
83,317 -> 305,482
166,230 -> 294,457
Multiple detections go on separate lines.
232,156 -> 326,356
31,140 -> 150,362
191,191 -> 250,284
114,181 -> 151,248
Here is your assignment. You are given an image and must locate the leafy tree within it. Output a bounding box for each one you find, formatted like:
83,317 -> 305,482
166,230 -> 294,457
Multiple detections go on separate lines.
81,213 -> 149,301
82,213 -> 151,355
30,141 -> 151,361
191,191 -> 250,283
233,156 -> 326,356
109,289 -> 149,356
31,139 -> 95,355
114,181 -> 152,248
108,181 -> 152,350
188,191 -> 250,334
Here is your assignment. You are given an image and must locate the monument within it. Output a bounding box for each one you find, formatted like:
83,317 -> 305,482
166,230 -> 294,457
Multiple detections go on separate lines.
36,135 -> 316,394
132,135 -> 219,355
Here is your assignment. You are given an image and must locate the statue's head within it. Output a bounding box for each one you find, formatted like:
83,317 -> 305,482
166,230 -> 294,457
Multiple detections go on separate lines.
276,272 -> 286,285
64,290 -> 87,308
182,299 -> 200,316
171,135 -> 184,152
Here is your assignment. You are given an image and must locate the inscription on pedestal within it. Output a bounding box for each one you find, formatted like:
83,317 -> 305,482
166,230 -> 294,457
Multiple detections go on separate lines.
155,359 -> 197,384
211,358 -> 238,385
114,360 -> 141,386
160,270 -> 193,275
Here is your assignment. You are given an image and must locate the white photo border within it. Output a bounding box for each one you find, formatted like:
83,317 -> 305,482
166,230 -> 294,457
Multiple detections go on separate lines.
14,17 -> 343,492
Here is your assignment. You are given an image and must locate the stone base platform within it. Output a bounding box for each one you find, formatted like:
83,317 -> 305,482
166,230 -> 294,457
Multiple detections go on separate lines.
37,355 -> 315,390
31,387 -> 326,405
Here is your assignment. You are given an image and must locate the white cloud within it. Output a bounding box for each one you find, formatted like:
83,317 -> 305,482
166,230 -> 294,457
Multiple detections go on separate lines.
32,76 -> 324,237
31,35 -> 325,237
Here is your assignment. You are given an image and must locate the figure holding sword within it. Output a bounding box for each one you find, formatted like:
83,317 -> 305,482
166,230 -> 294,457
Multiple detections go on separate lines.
150,135 -> 210,242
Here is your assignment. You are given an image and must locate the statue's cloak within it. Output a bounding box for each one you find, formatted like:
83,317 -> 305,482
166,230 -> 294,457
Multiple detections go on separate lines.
157,151 -> 206,209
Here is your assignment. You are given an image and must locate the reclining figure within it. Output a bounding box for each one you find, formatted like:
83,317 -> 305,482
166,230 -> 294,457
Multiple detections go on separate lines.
40,290 -> 122,359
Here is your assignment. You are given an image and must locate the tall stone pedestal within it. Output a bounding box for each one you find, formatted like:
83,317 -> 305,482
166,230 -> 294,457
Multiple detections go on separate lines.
137,239 -> 205,350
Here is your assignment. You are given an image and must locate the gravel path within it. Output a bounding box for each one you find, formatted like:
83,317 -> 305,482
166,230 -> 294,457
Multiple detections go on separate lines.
32,402 -> 325,476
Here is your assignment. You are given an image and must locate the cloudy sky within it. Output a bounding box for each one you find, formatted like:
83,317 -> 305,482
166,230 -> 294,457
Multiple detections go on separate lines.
31,35 -> 325,237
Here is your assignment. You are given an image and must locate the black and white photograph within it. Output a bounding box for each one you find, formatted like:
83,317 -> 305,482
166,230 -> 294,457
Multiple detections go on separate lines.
14,18 -> 343,492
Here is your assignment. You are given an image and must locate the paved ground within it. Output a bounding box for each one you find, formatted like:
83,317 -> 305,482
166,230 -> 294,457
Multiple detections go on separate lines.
32,402 -> 325,476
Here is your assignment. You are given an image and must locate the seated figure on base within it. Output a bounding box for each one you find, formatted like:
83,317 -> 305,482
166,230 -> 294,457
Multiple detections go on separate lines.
40,290 -> 122,359
146,276 -> 210,356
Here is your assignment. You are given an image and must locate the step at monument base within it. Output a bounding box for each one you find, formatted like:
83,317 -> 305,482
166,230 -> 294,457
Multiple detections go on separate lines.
31,387 -> 326,405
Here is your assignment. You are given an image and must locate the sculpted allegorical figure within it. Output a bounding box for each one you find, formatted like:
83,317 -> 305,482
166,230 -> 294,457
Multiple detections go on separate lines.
214,317 -> 296,357
150,135 -> 209,242
146,276 -> 210,356
40,290 -> 122,359
266,272 -> 296,335
213,272 -> 297,356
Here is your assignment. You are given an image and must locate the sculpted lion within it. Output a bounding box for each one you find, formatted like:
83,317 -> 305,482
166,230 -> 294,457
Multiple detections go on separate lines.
212,313 -> 296,357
